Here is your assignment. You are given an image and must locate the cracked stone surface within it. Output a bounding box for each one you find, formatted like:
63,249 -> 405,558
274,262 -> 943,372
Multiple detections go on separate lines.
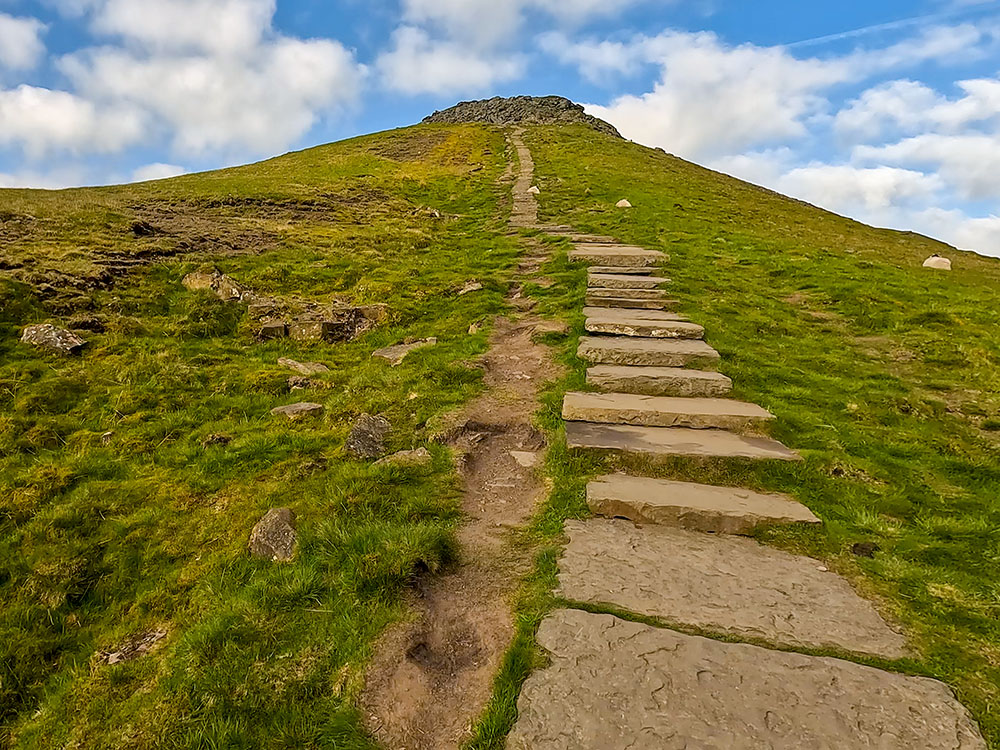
584,317 -> 705,340
558,519 -> 907,658
569,245 -> 664,267
584,295 -> 672,310
563,392 -> 773,430
587,288 -> 672,300
577,336 -> 720,367
587,474 -> 820,533
270,402 -> 324,421
581,307 -> 686,321
588,273 -> 668,290
507,609 -> 985,750
587,365 -> 731,397
565,422 -> 800,460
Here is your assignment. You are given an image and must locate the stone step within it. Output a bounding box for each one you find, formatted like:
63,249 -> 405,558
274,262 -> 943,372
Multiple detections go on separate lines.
563,392 -> 773,430
587,288 -> 671,300
578,336 -> 720,367
586,266 -> 654,275
582,307 -> 686,321
584,295 -> 674,310
587,365 -> 731,396
587,474 -> 820,533
570,244 -> 664,268
558,519 -> 905,658
508,610 -> 985,750
585,316 -> 704,340
565,421 -> 800,461
587,273 -> 668,290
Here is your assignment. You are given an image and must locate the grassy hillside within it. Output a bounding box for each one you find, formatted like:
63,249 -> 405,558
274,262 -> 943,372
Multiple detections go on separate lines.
500,125 -> 1000,745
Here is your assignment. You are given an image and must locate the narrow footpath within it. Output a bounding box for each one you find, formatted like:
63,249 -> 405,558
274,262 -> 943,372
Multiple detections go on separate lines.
505,139 -> 987,748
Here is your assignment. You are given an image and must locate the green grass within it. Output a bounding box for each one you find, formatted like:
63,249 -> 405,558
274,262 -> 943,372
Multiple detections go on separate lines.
466,124 -> 1000,747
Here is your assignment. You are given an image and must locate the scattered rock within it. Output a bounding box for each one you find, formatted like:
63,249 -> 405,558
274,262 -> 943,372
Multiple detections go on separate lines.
130,220 -> 157,237
616,199 -> 633,208
422,96 -> 622,138
258,322 -> 288,340
373,337 -> 437,366
346,414 -> 391,459
459,281 -> 483,296
278,358 -> 330,376
288,376 -> 315,390
375,447 -> 433,468
271,402 -> 324,421
182,268 -> 252,302
527,186 -> 541,195
20,323 -> 87,355
289,306 -> 371,342
923,254 -> 952,270
201,433 -> 232,447
103,629 -> 167,666
248,507 -> 297,562
851,542 -> 881,558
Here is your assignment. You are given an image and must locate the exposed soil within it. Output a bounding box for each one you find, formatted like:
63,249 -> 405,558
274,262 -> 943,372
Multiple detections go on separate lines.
361,132 -> 562,750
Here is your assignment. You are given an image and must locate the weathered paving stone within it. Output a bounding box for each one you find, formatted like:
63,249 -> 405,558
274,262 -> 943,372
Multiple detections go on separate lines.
578,336 -> 720,367
587,288 -> 671,300
271,402 -> 324,421
587,273 -> 668,290
563,392 -> 773,430
507,609 -> 985,750
587,364 -> 731,397
586,266 -> 654,275
584,295 -> 672,310
581,306 -> 686,321
570,245 -> 664,267
587,474 -> 820,533
372,337 -> 437,366
565,422 -> 800,460
558,519 -> 905,657
585,317 -> 704,339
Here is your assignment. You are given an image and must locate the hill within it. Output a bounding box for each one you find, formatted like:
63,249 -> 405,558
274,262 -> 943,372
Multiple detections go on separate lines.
2,104 -> 1000,748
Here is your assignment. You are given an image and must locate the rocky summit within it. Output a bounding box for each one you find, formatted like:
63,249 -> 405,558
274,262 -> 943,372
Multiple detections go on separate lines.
422,95 -> 622,137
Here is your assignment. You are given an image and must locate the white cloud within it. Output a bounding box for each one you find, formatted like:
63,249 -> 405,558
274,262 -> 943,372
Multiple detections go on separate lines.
776,164 -> 943,211
0,13 -> 47,69
376,26 -> 523,95
910,208 -> 1000,254
0,84 -> 145,157
131,162 -> 186,181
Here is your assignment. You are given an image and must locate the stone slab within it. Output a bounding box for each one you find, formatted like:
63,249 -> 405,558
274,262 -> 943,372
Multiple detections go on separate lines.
586,266 -> 655,275
507,609 -> 985,750
565,421 -> 800,461
372,337 -> 437,366
570,244 -> 664,268
558,519 -> 905,657
584,295 -> 673,310
563,392 -> 773,430
578,336 -> 720,367
587,365 -> 731,397
582,307 -> 686,321
587,474 -> 820,533
586,288 -> 671,300
585,317 -> 704,340
588,273 -> 668,290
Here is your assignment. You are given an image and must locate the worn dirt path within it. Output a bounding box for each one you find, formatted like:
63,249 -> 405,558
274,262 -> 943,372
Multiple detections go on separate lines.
361,130 -> 560,750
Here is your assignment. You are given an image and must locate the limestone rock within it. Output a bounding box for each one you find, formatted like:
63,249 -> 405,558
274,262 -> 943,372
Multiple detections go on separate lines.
577,336 -> 720,367
271,402 -> 324,421
372,338 -> 437,366
563,392 -> 773,430
587,273 -> 667,290
20,324 -> 87,355
375,447 -> 433,468
346,414 -> 391,459
258,322 -> 288,340
459,281 -> 483,296
587,364 -> 732,397
289,308 -> 366,342
584,317 -> 704,340
616,199 -> 632,208
565,421 -> 800,460
278,358 -> 330,376
248,508 -> 297,562
527,186 -> 540,194
923,254 -> 952,270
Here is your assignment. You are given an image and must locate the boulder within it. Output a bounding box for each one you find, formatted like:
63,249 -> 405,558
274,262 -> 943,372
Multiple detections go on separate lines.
21,324 -> 87,355
923,255 -> 952,270
289,307 -> 368,342
248,508 -> 297,562
346,414 -> 391,459
258,322 -> 288,340
375,447 -> 433,468
616,199 -> 633,208
278,358 -> 330,375
372,338 -> 437,366
271,402 -> 324,421
182,269 -> 252,301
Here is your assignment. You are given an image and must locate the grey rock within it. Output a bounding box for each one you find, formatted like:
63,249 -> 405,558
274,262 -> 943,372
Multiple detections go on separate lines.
21,323 -> 87,355
577,336 -> 720,367
587,273 -> 668,290
278,358 -> 330,376
581,307 -> 685,321
346,414 -> 391,459
372,337 -> 437,366
584,295 -> 671,310
458,281 -> 483,296
287,376 -> 315,390
569,245 -> 663,268
182,269 -> 251,302
508,609 -> 986,750
587,364 -> 732,397
563,392 -> 774,430
422,96 -> 621,137
258,322 -> 288,340
271,402 -> 324,421
248,508 -> 297,562
565,421 -> 800,460
584,316 -> 704,340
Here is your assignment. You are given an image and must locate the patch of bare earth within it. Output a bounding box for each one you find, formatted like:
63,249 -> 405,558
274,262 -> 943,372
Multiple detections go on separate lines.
362,132 -> 561,750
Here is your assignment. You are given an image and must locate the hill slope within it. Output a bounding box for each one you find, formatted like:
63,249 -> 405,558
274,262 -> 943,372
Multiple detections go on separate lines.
2,118 -> 1000,748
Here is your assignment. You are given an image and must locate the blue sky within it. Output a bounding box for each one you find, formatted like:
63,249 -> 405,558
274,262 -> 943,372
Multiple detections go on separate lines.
1,0 -> 999,255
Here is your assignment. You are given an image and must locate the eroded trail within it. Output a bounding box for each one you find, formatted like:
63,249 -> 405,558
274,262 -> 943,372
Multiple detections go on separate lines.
362,131 -> 559,750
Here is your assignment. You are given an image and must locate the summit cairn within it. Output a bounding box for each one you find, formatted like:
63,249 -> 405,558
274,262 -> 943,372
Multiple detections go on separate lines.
422,96 -> 622,137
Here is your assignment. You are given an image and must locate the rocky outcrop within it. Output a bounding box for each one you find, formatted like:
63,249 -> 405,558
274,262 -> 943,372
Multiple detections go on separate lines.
422,96 -> 622,138
21,324 -> 87,355
346,414 -> 391,459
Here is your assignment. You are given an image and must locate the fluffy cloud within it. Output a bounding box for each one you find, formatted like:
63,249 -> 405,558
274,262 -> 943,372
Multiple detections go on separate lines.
377,26 -> 524,95
0,13 -> 47,69
131,162 -> 186,182
776,165 -> 943,211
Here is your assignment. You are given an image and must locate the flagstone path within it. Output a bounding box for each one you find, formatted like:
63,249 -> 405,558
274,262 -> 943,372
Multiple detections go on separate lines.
500,140 -> 987,747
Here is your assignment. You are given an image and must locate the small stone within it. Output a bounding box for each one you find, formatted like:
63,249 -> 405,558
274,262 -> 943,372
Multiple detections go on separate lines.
21,324 -> 87,355
375,447 -> 433,468
372,337 -> 437,366
271,402 -> 324,421
346,414 -> 391,459
288,376 -> 314,390
201,433 -> 232,447
278,358 -> 330,376
248,508 -> 297,562
510,451 -> 540,467
923,254 -> 952,270
182,269 -> 250,301
459,281 -> 483,295
101,431 -> 114,445
527,185 -> 541,194
468,323 -> 481,335
852,542 -> 881,558
130,220 -> 156,237
258,322 -> 288,340
616,199 -> 633,208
